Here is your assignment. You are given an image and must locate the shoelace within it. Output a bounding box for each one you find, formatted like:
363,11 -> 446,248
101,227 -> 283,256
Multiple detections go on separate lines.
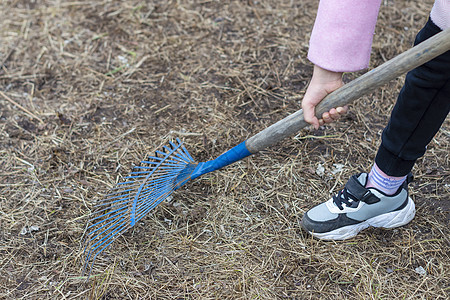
333,188 -> 359,210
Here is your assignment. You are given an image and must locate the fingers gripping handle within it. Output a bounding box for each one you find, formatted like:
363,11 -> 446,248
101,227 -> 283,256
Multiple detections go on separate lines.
245,28 -> 450,154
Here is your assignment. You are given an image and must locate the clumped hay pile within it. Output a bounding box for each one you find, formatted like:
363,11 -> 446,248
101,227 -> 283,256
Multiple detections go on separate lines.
0,0 -> 448,299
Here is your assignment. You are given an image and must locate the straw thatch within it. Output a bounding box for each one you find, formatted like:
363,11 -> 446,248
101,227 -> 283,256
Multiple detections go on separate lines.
0,0 -> 448,299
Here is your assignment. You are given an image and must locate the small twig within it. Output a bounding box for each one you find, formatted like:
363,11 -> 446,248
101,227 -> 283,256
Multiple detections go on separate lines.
169,130 -> 202,137
104,127 -> 136,148
0,46 -> 15,67
154,104 -> 171,114
294,134 -> 339,140
122,55 -> 150,79
0,91 -> 44,124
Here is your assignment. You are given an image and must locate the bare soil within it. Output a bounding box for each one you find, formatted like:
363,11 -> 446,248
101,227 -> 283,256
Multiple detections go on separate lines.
0,0 -> 448,299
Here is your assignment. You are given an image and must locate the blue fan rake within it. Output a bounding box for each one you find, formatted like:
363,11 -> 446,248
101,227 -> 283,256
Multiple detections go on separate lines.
82,29 -> 450,277
82,138 -> 252,276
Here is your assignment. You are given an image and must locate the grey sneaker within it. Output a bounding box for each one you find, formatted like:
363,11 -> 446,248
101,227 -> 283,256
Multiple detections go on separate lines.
301,173 -> 415,240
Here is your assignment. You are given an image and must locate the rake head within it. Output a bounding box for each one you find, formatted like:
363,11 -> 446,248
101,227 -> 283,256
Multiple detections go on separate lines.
82,138 -> 197,277
82,137 -> 252,277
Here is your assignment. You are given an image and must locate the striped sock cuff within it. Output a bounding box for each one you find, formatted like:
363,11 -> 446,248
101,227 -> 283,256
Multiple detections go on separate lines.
367,164 -> 407,194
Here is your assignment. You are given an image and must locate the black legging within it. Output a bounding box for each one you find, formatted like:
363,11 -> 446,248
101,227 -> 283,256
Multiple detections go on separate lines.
375,18 -> 450,177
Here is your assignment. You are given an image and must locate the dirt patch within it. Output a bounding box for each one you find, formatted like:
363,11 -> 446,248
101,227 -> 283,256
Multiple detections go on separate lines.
0,0 -> 448,299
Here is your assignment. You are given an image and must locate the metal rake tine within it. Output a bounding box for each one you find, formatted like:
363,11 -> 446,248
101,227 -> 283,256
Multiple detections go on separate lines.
125,173 -> 176,193
83,218 -> 130,276
121,169 -> 180,191
116,180 -> 144,187
85,214 -> 136,264
180,145 -> 195,162
121,163 -> 185,185
144,144 -> 190,164
133,180 -> 171,195
85,182 -> 169,267
95,191 -> 135,208
155,150 -> 169,157
147,151 -> 180,162
162,145 -> 175,153
134,193 -> 173,223
135,161 -> 160,166
86,218 -> 126,244
126,186 -> 166,206
123,173 -> 149,179
90,198 -> 132,216
129,175 -> 179,224
129,170 -> 152,175
168,138 -> 183,150
121,173 -> 173,185
135,161 -> 186,170
133,181 -> 173,204
133,164 -> 166,169
104,185 -> 136,197
87,212 -> 129,242
94,187 -> 135,203
166,143 -> 188,156
130,163 -> 181,173
169,147 -> 194,162
147,163 -> 188,173
149,166 -> 188,178
146,153 -> 189,165
135,180 -> 172,202
85,217 -> 128,261
87,206 -> 130,230
134,191 -> 173,223
88,204 -> 130,224
113,177 -> 164,190
133,197 -> 165,220
169,146 -> 194,162
155,157 -> 189,165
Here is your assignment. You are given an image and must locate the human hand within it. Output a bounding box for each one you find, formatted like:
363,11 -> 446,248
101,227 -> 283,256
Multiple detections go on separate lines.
302,65 -> 348,130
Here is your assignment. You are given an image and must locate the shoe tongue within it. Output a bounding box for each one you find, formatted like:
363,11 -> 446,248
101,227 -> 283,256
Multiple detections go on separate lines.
350,173 -> 381,204
356,173 -> 368,186
334,173 -> 374,208
345,173 -> 370,200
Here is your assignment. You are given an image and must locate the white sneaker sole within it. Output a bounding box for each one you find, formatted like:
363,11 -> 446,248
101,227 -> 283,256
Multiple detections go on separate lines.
312,197 -> 416,240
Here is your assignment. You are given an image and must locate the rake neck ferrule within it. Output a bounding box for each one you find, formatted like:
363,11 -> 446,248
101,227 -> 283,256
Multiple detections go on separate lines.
190,141 -> 252,180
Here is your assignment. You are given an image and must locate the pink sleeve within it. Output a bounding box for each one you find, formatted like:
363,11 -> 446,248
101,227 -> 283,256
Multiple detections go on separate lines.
308,0 -> 382,72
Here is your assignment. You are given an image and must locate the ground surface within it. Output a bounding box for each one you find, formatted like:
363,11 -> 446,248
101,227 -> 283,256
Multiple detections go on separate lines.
0,0 -> 449,299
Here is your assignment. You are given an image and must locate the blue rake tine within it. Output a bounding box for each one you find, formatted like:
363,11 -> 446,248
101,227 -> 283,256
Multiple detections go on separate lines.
93,191 -> 135,208
83,217 -> 130,276
130,188 -> 174,224
90,199 -> 131,216
128,145 -> 182,226
87,213 -> 127,240
87,205 -> 130,230
171,149 -> 194,163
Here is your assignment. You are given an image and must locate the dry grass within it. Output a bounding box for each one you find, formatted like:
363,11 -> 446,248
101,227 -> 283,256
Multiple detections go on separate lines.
0,0 -> 448,299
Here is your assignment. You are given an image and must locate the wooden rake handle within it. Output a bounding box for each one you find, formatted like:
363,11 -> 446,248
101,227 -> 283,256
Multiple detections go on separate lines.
245,28 -> 450,153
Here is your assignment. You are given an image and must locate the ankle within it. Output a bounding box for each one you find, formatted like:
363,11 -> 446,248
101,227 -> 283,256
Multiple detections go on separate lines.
365,164 -> 407,195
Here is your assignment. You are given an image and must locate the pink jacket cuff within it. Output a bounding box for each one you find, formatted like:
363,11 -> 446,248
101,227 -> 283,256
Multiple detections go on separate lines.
308,0 -> 382,72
